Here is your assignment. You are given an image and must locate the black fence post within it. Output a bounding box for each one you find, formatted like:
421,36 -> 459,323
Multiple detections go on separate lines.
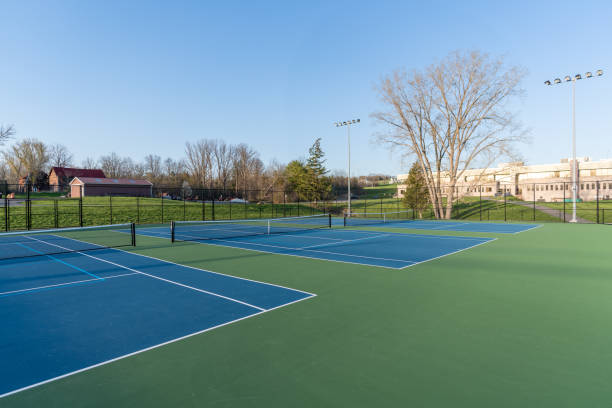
504,187 -> 507,222
4,196 -> 8,231
54,200 -> 59,229
283,194 -> 287,217
563,182 -> 566,223
596,181 -> 600,224
79,185 -> 83,227
479,186 -> 482,221
533,183 -> 536,222
26,182 -> 31,230
212,198 -> 215,220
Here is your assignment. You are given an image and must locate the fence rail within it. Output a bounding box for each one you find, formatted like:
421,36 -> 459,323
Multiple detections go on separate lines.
1,182 -> 611,232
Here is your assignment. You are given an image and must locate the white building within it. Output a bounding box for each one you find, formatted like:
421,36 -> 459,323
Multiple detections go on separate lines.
397,158 -> 612,202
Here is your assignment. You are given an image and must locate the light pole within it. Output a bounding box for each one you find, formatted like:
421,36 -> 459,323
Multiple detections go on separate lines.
545,69 -> 603,223
334,118 -> 360,216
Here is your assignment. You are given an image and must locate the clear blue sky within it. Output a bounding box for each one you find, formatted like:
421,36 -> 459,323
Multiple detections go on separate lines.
1,0 -> 610,176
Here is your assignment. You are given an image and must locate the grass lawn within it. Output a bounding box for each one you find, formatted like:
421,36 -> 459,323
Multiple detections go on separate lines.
3,222 -> 612,407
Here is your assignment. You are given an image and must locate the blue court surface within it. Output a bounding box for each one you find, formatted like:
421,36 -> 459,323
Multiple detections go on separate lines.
340,218 -> 540,234
0,235 -> 314,398
137,225 -> 495,269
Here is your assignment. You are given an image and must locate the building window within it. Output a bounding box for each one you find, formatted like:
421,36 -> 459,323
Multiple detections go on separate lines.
581,184 -> 584,190
592,183 -> 596,190
586,184 -> 590,190
555,185 -> 558,190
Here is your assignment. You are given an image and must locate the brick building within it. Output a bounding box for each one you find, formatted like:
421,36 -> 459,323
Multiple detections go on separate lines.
70,177 -> 153,198
49,167 -> 106,191
397,158 -> 612,202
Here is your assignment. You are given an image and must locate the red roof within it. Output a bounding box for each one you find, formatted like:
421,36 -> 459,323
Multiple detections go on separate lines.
51,167 -> 106,179
70,177 -> 153,186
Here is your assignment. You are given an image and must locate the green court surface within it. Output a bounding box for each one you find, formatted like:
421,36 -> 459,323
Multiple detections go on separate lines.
4,222 -> 612,407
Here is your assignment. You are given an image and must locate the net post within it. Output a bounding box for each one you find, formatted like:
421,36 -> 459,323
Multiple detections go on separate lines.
343,214 -> 347,227
170,221 -> 176,243
328,213 -> 332,228
131,223 -> 136,246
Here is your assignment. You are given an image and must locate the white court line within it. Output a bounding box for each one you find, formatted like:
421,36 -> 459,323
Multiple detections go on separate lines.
398,237 -> 497,269
25,236 -> 266,312
336,227 -> 491,241
0,273 -> 138,296
0,294 -> 315,400
176,232 -> 416,264
300,233 -> 389,250
142,224 -> 494,268
47,234 -> 317,298
511,224 -> 542,234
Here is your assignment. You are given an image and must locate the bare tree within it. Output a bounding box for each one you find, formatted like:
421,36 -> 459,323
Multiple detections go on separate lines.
2,138 -> 49,184
163,157 -> 186,185
49,144 -> 74,168
143,154 -> 163,183
81,157 -> 99,169
211,140 -> 234,190
185,140 -> 213,187
0,125 -> 15,146
232,143 -> 259,196
373,51 -> 526,219
99,152 -> 126,178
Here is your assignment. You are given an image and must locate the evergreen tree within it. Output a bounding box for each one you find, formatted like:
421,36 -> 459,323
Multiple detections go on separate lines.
305,138 -> 331,200
402,162 -> 430,218
285,160 -> 312,200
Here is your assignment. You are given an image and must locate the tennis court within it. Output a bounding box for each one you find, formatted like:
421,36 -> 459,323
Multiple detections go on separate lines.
133,215 -> 495,269
0,226 -> 314,398
341,211 -> 539,233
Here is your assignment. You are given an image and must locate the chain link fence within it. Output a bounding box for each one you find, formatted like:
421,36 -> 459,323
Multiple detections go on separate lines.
1,180 -> 611,231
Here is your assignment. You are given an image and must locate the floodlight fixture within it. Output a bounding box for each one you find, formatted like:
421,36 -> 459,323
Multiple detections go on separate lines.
333,118 -> 361,215
544,67 -> 605,223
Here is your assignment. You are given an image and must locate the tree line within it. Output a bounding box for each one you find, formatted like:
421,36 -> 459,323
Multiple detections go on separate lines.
0,130 -> 372,201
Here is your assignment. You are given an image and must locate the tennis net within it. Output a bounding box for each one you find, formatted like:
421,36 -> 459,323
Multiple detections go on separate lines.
344,210 -> 412,227
0,223 -> 136,261
171,214 -> 331,243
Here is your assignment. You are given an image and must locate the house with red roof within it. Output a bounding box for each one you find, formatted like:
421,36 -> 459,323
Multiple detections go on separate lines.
49,167 -> 106,191
70,177 -> 153,198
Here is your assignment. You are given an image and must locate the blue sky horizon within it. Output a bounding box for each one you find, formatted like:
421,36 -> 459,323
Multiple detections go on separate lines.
1,0 -> 610,177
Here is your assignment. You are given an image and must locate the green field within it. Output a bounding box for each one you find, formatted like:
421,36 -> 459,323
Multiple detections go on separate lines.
4,222 -> 612,407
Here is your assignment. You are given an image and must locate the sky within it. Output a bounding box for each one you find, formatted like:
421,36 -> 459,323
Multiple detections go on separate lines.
1,0 -> 611,177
